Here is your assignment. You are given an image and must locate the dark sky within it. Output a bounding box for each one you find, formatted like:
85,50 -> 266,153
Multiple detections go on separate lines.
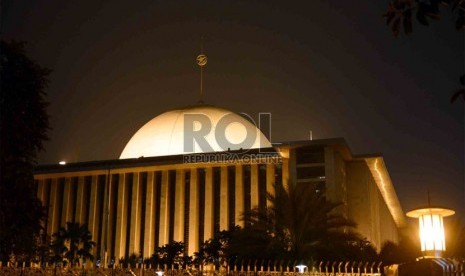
3,1 -> 464,219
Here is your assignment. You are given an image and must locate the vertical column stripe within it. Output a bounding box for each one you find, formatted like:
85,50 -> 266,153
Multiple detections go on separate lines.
114,174 -> 127,260
158,171 -> 170,246
188,168 -> 199,255
250,164 -> 259,209
235,165 -> 244,227
143,172 -> 156,258
173,170 -> 185,242
219,166 -> 229,231
266,164 -> 275,209
203,167 -> 214,241
75,176 -> 86,224
47,178 -> 59,235
129,173 -> 142,255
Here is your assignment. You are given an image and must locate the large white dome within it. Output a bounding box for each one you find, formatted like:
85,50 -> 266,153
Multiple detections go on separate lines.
120,105 -> 272,159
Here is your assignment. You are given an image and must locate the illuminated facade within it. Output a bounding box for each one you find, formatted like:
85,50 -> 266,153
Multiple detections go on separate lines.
33,105 -> 406,264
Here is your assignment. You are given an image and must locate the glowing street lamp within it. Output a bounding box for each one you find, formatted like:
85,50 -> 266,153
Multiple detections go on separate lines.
406,207 -> 454,258
295,264 -> 307,273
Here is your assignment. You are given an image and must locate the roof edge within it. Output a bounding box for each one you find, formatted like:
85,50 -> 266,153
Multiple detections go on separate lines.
364,156 -> 408,228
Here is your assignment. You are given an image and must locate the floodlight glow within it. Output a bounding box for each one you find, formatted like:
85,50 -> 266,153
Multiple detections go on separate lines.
407,207 -> 454,257
155,271 -> 164,276
59,161 -> 66,165
295,265 -> 307,273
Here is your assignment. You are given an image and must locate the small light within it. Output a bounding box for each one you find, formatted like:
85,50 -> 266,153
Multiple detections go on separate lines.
156,271 -> 164,276
296,265 -> 307,273
59,161 -> 66,165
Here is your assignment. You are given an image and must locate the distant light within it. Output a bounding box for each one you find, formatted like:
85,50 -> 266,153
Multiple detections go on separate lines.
59,161 -> 66,165
295,265 -> 307,273
155,271 -> 164,276
406,207 -> 455,257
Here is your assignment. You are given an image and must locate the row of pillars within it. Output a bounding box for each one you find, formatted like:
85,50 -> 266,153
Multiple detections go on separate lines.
35,161 -> 289,264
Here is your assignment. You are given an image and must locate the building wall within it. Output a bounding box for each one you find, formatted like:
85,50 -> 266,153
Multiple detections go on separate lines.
346,161 -> 399,251
324,147 -> 348,217
35,162 -> 282,264
294,145 -> 399,250
34,142 -> 402,264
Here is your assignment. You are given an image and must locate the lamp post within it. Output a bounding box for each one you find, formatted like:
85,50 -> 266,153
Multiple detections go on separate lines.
406,207 -> 454,258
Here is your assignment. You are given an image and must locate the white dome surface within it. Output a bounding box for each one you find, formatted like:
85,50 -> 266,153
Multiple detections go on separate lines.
120,105 -> 272,159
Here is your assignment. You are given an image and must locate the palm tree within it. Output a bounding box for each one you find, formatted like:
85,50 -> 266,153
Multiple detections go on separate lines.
75,224 -> 95,265
51,222 -> 96,266
153,241 -> 188,268
50,228 -> 68,266
242,181 -> 364,261
63,222 -> 81,265
196,229 -> 238,269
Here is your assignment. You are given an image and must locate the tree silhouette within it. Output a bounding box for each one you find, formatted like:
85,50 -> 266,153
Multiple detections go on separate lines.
378,233 -> 420,265
119,253 -> 141,268
75,224 -> 95,265
196,228 -> 239,269
150,241 -> 190,268
384,0 -> 464,37
383,1 -> 464,102
241,181 -> 367,261
50,228 -> 67,266
0,40 -> 50,263
450,75 -> 465,103
50,222 -> 95,266
36,234 -> 52,266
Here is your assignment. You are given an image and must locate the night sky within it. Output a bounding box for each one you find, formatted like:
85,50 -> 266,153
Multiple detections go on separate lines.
3,1 -> 464,219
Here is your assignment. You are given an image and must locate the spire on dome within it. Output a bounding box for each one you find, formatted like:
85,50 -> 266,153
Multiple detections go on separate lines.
196,37 -> 207,104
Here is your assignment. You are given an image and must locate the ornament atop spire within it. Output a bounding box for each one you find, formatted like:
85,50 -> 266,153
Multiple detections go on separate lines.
197,37 -> 207,103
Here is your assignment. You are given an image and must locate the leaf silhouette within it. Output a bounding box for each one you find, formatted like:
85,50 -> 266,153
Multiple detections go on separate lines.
450,89 -> 465,102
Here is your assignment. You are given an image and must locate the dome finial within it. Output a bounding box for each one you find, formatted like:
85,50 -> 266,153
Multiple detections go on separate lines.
196,36 -> 207,104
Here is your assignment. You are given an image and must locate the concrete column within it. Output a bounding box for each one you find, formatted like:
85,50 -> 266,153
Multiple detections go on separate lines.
75,176 -> 86,225
143,172 -> 157,259
235,165 -> 244,227
36,179 -> 46,205
188,168 -> 199,255
282,158 -> 289,190
88,175 -> 100,257
47,178 -> 60,235
102,174 -> 115,266
61,177 -> 73,226
219,166 -> 229,231
250,164 -> 259,209
204,167 -> 214,241
158,171 -> 170,246
129,173 -> 143,255
266,164 -> 275,209
173,170 -> 185,242
114,173 -> 128,260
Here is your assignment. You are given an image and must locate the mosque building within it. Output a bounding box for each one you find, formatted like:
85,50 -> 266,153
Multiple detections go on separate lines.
33,54 -> 407,265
